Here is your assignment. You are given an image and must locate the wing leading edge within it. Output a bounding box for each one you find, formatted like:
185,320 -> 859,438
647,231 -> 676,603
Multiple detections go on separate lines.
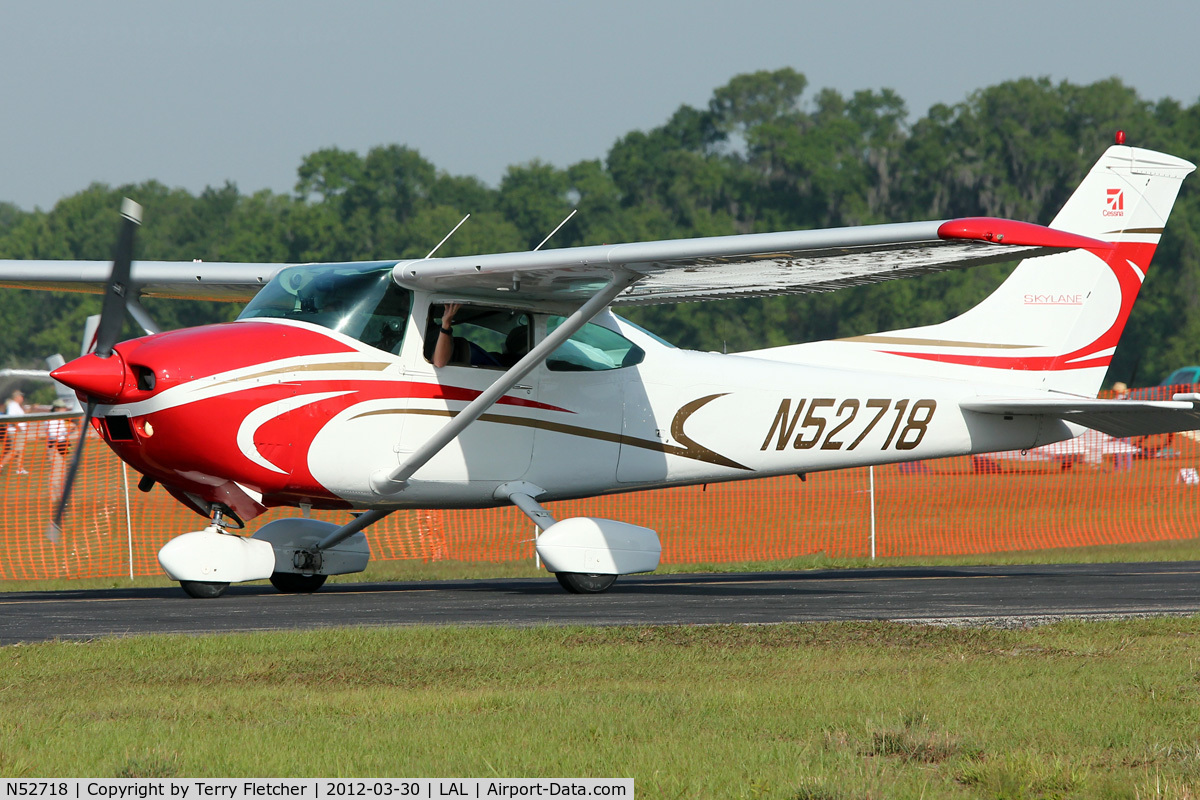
0,260 -> 296,302
0,216 -> 1105,306
394,217 -> 1110,305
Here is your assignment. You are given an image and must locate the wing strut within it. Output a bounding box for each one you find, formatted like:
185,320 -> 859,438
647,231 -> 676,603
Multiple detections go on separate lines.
126,296 -> 162,336
369,272 -> 639,497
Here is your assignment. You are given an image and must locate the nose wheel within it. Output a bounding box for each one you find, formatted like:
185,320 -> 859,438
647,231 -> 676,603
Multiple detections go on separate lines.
180,580 -> 230,599
164,509 -> 268,599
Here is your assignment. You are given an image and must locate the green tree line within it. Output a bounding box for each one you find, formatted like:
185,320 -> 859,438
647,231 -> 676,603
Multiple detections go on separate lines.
1,69 -> 1197,386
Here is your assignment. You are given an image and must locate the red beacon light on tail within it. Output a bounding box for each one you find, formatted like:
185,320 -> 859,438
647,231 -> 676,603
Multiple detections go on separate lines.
1115,130 -> 1126,145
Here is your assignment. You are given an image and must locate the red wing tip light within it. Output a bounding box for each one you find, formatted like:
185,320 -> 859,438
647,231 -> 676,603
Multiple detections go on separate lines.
937,217 -> 1113,251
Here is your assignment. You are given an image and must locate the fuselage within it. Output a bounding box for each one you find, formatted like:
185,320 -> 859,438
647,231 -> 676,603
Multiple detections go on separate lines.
51,265 -> 1074,525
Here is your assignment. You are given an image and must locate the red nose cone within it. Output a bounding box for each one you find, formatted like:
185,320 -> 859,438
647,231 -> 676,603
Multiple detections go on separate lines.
50,352 -> 128,403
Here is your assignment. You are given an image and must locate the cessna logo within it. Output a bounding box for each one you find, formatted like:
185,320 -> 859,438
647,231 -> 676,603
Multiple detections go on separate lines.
1104,188 -> 1124,217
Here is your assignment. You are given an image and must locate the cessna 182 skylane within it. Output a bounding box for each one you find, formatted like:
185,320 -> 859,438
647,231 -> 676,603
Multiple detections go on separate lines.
0,138 -> 1195,598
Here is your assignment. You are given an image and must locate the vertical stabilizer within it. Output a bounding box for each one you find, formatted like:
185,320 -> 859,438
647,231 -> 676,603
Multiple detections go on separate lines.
797,144 -> 1195,396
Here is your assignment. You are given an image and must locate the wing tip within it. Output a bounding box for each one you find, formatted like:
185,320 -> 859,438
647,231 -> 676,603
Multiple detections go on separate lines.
938,217 -> 1113,251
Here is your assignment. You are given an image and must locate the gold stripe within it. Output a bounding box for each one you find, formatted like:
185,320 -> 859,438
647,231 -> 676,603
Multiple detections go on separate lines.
1104,227 -> 1164,235
837,334 -> 1033,350
208,360 -> 391,389
352,395 -> 751,471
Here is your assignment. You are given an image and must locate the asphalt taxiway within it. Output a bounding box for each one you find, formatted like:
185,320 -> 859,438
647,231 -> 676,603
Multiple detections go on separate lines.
2,561 -> 1199,644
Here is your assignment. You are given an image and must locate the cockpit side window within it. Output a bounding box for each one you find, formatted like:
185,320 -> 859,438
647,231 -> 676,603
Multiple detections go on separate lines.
425,304 -> 532,369
546,317 -> 644,371
239,263 -> 412,354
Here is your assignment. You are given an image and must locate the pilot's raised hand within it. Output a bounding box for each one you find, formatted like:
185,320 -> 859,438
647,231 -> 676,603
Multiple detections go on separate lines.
432,303 -> 462,367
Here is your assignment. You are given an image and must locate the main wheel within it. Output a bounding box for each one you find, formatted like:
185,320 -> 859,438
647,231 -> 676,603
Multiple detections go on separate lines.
555,572 -> 618,594
269,572 -> 328,594
180,580 -> 229,599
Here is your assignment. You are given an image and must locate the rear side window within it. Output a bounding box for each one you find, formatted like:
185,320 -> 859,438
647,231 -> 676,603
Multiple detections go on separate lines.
546,317 -> 644,372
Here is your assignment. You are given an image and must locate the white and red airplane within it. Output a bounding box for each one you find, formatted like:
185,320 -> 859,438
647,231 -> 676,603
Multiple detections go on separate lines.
0,137 -> 1194,597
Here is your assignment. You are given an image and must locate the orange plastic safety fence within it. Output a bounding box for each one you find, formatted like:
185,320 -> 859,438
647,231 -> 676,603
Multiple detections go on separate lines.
432,436 -> 1200,564
2,421 -> 1199,582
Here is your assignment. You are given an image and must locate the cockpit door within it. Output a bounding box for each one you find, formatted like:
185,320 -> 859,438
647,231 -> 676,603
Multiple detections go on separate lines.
393,300 -> 538,482
398,361 -> 538,481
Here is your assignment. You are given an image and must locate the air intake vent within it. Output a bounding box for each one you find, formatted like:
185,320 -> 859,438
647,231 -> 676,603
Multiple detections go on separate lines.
104,415 -> 135,441
134,366 -> 156,391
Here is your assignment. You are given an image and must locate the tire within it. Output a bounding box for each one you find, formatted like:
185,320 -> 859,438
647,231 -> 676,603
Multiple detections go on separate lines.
555,572 -> 618,594
180,580 -> 229,599
269,572 -> 328,594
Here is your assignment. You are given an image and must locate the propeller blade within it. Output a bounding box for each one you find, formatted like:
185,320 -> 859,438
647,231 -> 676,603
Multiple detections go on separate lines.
47,200 -> 144,542
46,400 -> 95,543
94,198 -> 142,359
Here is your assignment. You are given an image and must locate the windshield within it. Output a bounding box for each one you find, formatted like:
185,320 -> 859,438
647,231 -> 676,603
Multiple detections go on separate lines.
239,262 -> 412,353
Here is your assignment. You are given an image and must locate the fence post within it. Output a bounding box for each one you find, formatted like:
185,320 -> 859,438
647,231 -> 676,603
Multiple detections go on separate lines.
869,465 -> 876,561
121,462 -> 133,579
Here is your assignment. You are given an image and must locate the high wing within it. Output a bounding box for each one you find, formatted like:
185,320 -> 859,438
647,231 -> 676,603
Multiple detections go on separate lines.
0,260 -> 292,302
393,217 -> 1108,305
962,395 -> 1200,438
0,219 -> 1104,306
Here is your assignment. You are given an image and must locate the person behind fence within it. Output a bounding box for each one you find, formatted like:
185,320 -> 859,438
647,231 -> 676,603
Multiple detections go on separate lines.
0,390 -> 29,475
1110,381 -> 1134,470
46,398 -> 75,504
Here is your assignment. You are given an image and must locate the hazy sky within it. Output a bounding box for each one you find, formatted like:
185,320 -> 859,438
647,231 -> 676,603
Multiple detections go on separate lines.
3,1 -> 1197,210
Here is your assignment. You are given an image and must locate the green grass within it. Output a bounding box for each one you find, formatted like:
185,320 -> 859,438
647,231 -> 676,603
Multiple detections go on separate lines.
3,620 -> 1200,797
5,540 -> 1200,794
4,535 -> 1200,594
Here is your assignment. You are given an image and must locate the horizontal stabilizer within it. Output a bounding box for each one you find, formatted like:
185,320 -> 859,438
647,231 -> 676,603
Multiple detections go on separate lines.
962,394 -> 1200,438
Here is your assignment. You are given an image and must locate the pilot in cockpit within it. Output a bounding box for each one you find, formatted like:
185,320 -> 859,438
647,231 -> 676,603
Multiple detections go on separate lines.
433,303 -> 489,367
432,303 -> 530,368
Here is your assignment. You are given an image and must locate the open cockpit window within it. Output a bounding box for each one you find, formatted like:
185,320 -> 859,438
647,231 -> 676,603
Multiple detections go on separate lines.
546,317 -> 644,371
238,262 -> 412,354
426,304 -> 532,369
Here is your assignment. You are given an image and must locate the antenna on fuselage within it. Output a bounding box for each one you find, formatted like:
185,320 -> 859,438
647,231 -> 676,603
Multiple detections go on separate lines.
534,208 -> 577,251
425,214 -> 470,259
